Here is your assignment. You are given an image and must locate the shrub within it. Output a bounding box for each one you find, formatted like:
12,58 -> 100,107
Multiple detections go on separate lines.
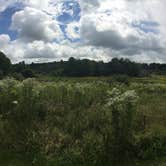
10,72 -> 24,81
135,131 -> 166,159
0,70 -> 3,79
22,69 -> 35,78
105,88 -> 138,161
112,75 -> 130,85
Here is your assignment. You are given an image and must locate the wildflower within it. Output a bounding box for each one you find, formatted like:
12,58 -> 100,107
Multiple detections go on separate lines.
12,100 -> 18,105
106,88 -> 138,107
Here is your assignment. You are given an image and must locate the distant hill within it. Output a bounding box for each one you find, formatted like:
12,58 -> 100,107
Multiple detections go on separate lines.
14,57 -> 166,77
1,51 -> 166,78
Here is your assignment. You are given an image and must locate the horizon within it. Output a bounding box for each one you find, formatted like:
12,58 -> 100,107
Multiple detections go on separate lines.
0,0 -> 166,64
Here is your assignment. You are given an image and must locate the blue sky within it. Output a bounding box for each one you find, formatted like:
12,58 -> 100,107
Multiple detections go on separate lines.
132,21 -> 160,34
0,1 -> 81,41
0,0 -> 165,63
0,3 -> 23,40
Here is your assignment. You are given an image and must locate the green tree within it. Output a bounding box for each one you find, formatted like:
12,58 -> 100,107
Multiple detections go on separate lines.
0,51 -> 11,75
22,69 -> 35,78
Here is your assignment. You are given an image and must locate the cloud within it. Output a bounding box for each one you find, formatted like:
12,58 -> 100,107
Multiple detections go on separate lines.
0,34 -> 24,62
23,41 -> 109,63
11,7 -> 62,42
0,0 -> 166,63
26,0 -> 49,10
0,34 -> 10,46
79,0 -> 166,62
66,22 -> 80,39
22,40 -> 110,63
0,0 -> 13,12
0,35 -> 110,63
79,0 -> 99,13
81,14 -> 164,53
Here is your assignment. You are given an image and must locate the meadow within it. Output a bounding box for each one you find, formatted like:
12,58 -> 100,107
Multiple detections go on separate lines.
0,75 -> 165,166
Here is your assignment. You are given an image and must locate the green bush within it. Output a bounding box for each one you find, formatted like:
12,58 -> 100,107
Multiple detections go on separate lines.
21,69 -> 35,78
135,131 -> 166,159
10,72 -> 24,81
112,75 -> 130,85
104,88 -> 138,161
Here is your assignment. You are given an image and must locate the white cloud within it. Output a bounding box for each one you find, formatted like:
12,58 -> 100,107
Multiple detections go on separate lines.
0,34 -> 10,46
0,36 -> 110,63
26,0 -> 49,10
79,0 -> 99,13
11,7 -> 62,42
79,0 -> 166,62
0,34 -> 24,62
0,0 -> 166,63
66,22 -> 80,39
0,0 -> 13,12
80,13 -> 164,51
22,40 -> 110,63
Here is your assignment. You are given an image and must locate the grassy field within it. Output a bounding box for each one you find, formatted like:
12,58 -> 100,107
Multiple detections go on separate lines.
0,75 -> 165,166
0,156 -> 165,166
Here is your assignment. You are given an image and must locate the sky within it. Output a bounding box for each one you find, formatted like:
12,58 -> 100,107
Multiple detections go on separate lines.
0,0 -> 166,64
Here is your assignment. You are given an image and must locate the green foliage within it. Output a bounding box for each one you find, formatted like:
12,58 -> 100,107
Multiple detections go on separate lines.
21,68 -> 35,78
10,72 -> 24,81
135,130 -> 166,159
112,75 -> 130,85
0,77 -> 165,165
0,70 -> 3,79
0,51 -> 11,76
13,57 -> 166,77
104,88 -> 138,162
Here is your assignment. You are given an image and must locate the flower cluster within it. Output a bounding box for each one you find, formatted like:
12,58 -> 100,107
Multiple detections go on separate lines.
106,88 -> 138,109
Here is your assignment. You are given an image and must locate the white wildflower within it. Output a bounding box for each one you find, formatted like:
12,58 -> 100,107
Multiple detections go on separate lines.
106,88 -> 138,107
12,101 -> 18,105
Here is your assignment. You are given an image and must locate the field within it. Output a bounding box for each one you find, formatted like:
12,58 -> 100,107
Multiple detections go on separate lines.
0,75 -> 166,166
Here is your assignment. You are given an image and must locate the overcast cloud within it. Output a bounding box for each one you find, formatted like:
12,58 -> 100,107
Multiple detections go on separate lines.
0,0 -> 165,63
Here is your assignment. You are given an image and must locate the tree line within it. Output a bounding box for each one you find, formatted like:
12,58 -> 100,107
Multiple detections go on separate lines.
1,51 -> 166,78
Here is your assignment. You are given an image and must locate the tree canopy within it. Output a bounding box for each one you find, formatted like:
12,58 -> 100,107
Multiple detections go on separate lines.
0,51 -> 11,75
0,51 -> 166,78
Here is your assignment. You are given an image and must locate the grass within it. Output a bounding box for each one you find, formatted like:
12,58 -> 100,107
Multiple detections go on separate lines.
0,154 -> 165,166
0,75 -> 166,166
135,158 -> 166,166
0,152 -> 31,166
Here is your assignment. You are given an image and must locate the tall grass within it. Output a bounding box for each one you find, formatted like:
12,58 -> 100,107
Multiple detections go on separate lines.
0,77 -> 165,165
